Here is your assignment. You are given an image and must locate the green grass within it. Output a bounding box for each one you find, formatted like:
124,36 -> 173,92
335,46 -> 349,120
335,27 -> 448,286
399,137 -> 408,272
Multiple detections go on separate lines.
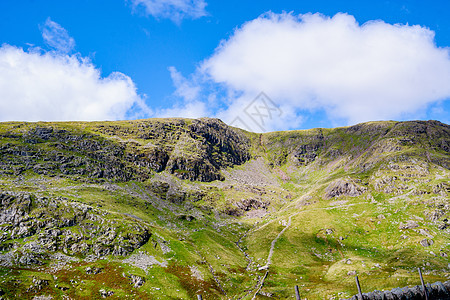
0,119 -> 449,299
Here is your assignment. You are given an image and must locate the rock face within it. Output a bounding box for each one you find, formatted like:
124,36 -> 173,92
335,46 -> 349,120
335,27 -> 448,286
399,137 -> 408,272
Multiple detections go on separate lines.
225,198 -> 269,216
264,120 -> 450,171
0,118 -> 251,183
1,119 -> 448,183
324,178 -> 367,200
0,191 -> 151,266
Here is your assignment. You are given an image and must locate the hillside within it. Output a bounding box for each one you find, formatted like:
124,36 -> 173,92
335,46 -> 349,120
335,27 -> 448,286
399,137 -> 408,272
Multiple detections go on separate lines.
0,118 -> 449,299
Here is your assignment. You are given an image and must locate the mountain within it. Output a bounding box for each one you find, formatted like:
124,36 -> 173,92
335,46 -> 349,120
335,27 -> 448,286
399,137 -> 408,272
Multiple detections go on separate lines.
0,118 -> 449,299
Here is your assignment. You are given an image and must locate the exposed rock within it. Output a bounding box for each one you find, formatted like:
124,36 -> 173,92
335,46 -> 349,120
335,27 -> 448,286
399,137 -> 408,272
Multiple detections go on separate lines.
27,277 -> 49,292
398,220 -> 419,230
0,251 -> 17,267
438,222 -> 449,230
225,198 -> 269,216
432,182 -> 449,196
0,119 -> 251,183
292,142 -> 322,165
99,289 -> 114,298
122,252 -> 167,273
189,265 -> 204,281
32,296 -> 53,300
324,178 -> 367,200
19,251 -> 45,266
0,191 -> 151,265
427,209 -> 446,221
85,266 -> 103,275
125,274 -> 145,288
417,229 -> 434,239
235,198 -> 268,212
419,239 -> 434,247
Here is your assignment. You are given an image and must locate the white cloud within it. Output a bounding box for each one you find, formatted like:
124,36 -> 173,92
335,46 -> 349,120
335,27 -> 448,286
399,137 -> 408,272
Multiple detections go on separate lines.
154,66 -> 209,119
200,12 -> 450,128
41,18 -> 75,53
131,0 -> 207,23
155,100 -> 209,118
0,45 -> 146,121
168,66 -> 200,101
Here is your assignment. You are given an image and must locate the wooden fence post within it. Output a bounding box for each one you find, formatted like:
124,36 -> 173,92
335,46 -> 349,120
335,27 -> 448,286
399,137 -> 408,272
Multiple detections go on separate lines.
355,275 -> 364,300
295,285 -> 301,300
418,268 -> 429,300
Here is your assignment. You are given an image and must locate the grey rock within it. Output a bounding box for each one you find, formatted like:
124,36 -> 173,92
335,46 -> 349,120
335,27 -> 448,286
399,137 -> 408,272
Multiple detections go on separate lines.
27,277 -> 49,292
419,239 -> 434,247
398,220 -> 419,230
129,274 -> 145,288
19,251 -> 44,266
99,289 -> 114,298
324,178 -> 367,200
85,266 -> 103,275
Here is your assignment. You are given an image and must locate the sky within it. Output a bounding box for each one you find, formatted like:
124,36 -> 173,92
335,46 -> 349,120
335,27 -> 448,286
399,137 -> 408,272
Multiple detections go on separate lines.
1,0 -> 450,132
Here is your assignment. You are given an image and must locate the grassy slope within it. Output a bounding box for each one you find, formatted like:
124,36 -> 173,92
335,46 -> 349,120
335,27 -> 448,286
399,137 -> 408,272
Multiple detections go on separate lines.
0,119 -> 449,299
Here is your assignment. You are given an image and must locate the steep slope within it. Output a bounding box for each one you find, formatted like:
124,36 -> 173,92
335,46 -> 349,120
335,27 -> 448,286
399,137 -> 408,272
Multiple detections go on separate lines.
0,118 -> 250,182
0,119 -> 448,299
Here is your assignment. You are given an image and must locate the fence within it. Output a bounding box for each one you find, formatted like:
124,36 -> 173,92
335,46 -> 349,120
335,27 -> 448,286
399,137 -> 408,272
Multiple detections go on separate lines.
196,268 -> 450,299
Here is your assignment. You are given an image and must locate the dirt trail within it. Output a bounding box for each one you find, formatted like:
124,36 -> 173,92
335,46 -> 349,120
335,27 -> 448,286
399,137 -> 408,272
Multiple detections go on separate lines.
264,214 -> 293,269
245,201 -> 369,299
250,214 -> 294,300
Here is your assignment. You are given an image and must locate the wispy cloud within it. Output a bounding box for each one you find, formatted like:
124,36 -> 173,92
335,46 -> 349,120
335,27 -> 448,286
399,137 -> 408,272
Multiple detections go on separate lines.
41,18 -> 75,53
130,0 -> 207,23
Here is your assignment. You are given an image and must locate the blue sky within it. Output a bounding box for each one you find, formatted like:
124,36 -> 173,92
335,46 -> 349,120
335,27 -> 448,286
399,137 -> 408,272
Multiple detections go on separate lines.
0,0 -> 449,131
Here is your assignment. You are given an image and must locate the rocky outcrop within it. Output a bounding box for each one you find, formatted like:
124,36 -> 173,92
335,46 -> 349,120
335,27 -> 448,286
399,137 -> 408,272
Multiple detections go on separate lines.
0,191 -> 151,266
124,274 -> 145,288
398,220 -> 419,230
263,120 -> 450,171
225,198 -> 269,216
0,118 -> 251,182
235,198 -> 269,212
324,178 -> 367,200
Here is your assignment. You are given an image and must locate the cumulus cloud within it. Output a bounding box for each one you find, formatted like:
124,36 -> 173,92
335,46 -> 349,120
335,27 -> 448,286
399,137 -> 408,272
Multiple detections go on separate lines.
200,12 -> 450,129
0,45 -> 146,121
41,18 -> 75,53
131,0 -> 207,23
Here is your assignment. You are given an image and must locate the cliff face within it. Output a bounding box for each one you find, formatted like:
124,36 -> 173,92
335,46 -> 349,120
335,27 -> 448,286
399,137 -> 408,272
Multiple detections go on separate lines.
0,118 -> 251,182
263,120 -> 450,171
0,119 -> 448,300
2,119 -> 448,184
